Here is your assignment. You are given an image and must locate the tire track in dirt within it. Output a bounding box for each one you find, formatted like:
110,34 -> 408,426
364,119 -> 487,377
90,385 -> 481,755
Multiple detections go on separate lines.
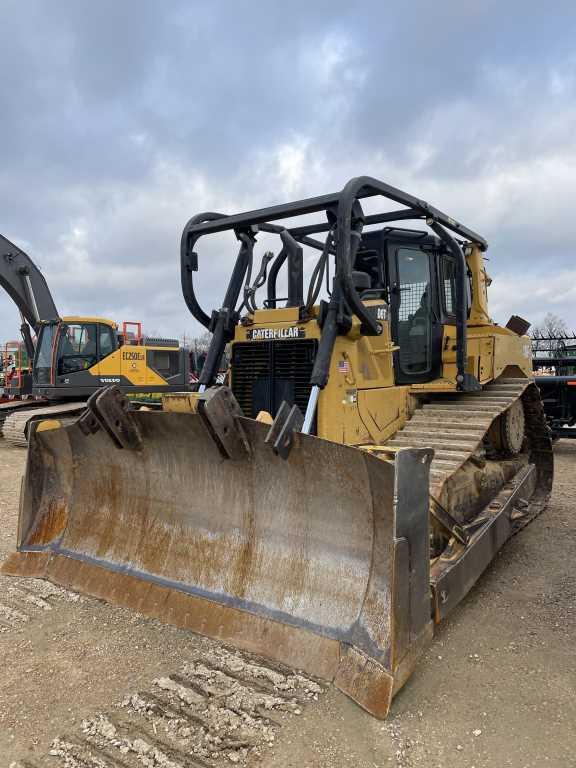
10,644 -> 324,767
0,576 -> 82,633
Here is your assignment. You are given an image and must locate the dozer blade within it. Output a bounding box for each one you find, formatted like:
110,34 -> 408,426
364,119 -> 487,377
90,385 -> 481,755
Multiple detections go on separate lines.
3,407 -> 434,719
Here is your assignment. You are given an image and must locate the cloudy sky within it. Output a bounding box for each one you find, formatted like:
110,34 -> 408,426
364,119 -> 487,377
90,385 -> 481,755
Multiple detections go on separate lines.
2,0 -> 576,343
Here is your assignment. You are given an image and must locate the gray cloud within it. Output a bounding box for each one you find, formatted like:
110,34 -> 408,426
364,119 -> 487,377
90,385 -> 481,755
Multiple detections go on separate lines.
1,0 -> 576,343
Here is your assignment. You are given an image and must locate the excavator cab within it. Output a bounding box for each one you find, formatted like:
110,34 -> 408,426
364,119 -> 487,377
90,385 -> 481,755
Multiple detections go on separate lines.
4,177 -> 553,720
33,318 -> 119,393
0,233 -> 190,404
30,316 -> 189,398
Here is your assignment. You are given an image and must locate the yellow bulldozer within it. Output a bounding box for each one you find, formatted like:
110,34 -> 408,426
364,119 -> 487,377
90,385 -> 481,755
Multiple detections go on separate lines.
3,176 -> 553,719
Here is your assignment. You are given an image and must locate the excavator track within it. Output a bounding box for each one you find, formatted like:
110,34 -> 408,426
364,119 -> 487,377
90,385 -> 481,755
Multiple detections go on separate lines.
1,402 -> 86,446
0,399 -> 45,432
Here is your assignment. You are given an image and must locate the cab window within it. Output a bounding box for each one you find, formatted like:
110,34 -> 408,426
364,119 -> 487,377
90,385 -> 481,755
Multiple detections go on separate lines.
57,323 -> 98,375
396,248 -> 432,375
441,256 -> 457,316
34,324 -> 57,385
440,255 -> 473,317
98,324 -> 116,360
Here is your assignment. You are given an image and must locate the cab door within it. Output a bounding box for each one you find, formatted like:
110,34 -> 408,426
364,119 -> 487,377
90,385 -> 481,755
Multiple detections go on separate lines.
388,245 -> 443,384
55,322 -> 98,381
96,323 -> 116,377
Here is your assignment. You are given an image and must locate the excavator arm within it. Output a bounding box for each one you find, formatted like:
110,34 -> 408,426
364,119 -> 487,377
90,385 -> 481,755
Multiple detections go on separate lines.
0,233 -> 60,358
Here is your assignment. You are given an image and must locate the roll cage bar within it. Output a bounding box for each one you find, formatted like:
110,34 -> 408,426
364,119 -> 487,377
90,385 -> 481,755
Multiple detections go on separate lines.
181,176 -> 487,397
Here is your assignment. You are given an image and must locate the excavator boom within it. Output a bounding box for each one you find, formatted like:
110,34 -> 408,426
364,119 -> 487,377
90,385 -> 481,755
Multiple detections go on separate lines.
0,233 -> 60,332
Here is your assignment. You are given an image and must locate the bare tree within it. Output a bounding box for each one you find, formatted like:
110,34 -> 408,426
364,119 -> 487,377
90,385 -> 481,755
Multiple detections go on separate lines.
530,313 -> 568,354
181,331 -> 212,352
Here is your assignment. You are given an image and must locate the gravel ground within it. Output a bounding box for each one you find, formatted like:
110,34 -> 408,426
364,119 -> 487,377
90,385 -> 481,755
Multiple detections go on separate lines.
0,439 -> 574,767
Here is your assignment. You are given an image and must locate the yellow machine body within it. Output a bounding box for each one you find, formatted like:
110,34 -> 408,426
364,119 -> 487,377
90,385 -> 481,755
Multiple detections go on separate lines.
229,246 -> 532,447
3,181 -> 553,720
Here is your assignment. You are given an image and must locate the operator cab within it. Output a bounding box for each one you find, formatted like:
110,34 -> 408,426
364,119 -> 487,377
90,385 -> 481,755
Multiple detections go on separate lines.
56,320 -> 116,375
355,228 -> 467,385
33,318 -> 118,386
257,223 -> 467,387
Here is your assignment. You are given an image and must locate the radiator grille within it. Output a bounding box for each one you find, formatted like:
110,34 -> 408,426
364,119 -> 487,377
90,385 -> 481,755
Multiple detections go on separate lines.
231,339 -> 317,418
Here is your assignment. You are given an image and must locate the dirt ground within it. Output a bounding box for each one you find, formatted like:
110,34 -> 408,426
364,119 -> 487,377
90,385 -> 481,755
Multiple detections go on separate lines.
0,439 -> 574,768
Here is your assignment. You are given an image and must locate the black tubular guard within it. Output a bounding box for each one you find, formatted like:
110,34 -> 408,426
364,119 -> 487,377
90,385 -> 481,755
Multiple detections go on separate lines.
179,176 -> 488,385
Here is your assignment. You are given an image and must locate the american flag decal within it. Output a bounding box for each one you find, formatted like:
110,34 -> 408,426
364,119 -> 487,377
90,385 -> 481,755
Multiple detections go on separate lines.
338,359 -> 350,373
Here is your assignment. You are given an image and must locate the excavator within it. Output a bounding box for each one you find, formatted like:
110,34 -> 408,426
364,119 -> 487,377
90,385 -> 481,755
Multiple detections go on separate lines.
3,177 -> 553,719
0,233 -> 189,443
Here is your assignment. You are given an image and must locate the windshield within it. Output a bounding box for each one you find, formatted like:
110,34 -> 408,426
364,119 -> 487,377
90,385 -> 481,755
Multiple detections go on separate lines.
34,324 -> 57,385
56,322 -> 98,375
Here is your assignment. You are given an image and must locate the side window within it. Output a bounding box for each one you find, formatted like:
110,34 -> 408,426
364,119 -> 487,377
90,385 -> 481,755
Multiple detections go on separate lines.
441,256 -> 457,317
148,350 -> 180,378
34,324 -> 57,384
98,324 -> 116,360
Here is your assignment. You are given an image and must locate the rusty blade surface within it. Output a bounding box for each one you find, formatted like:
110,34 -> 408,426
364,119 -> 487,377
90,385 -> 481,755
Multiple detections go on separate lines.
6,412 -> 433,718
17,413 -> 390,640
